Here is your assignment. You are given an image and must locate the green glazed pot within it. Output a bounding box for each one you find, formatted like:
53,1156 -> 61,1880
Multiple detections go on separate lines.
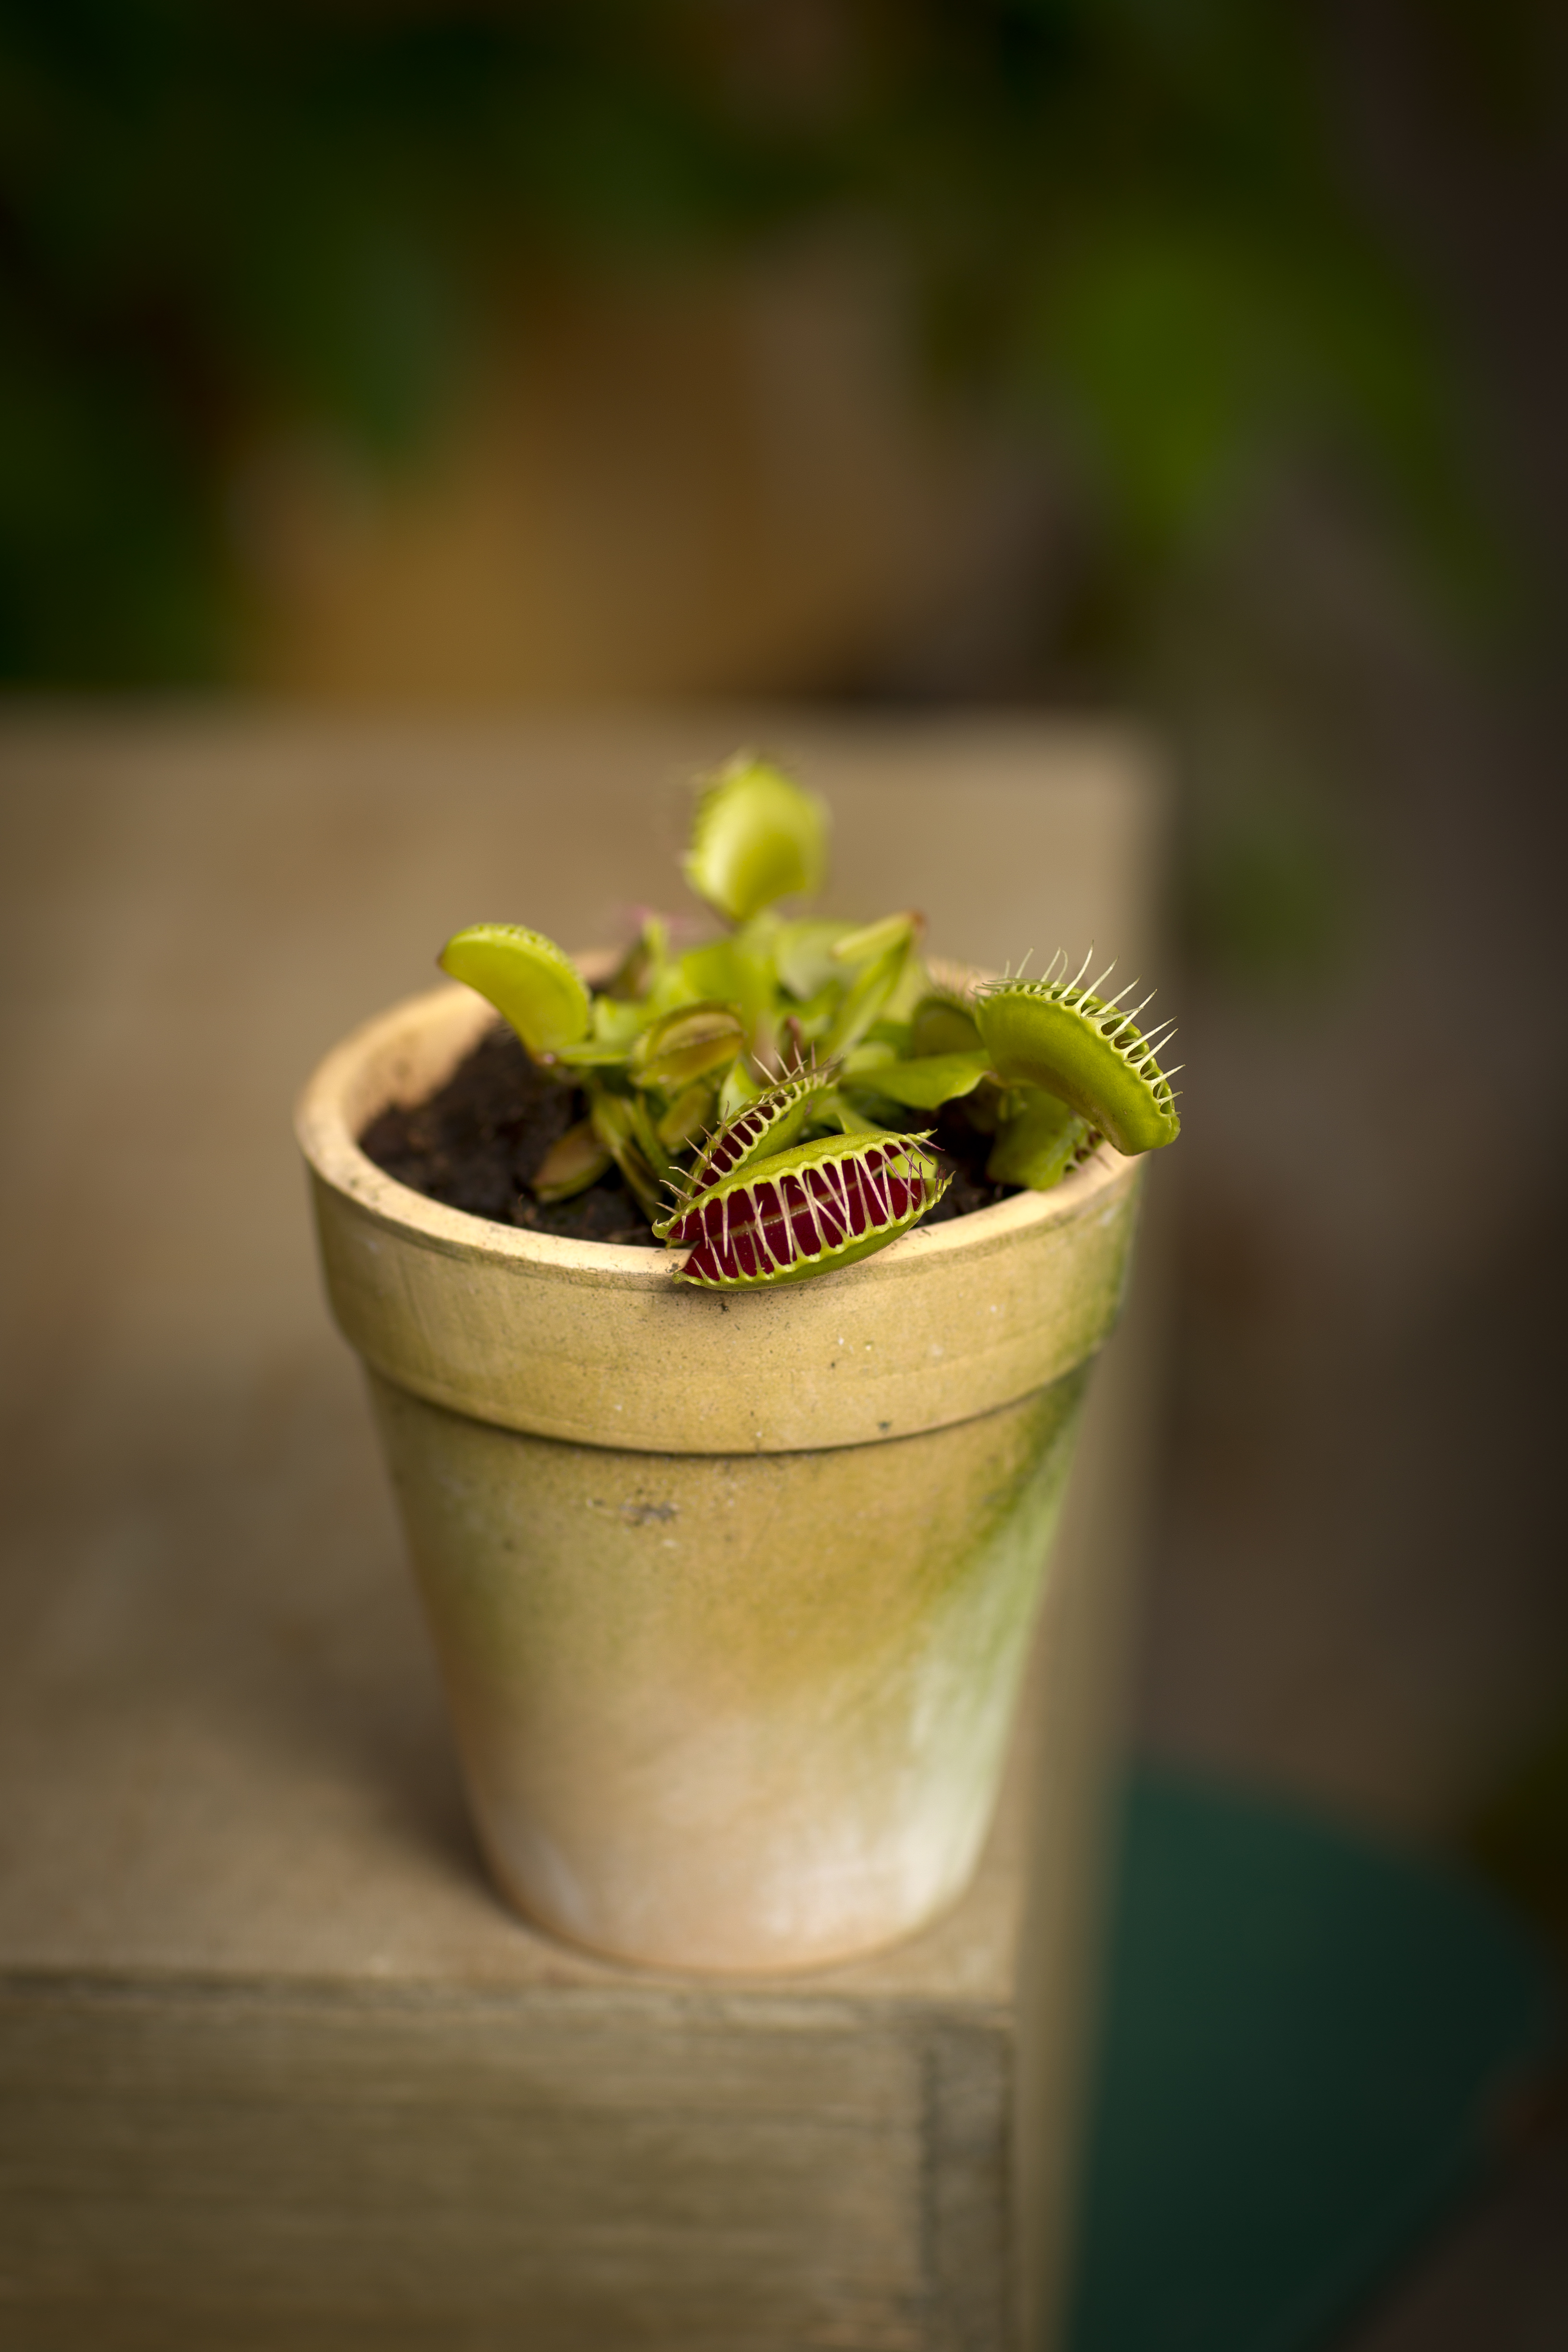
297,980 -> 1141,1972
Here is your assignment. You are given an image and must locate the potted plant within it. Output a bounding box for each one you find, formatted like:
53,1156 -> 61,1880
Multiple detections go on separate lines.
296,754 -> 1179,1972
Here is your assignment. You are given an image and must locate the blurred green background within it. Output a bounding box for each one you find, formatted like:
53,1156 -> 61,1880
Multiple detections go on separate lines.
0,0 -> 1510,692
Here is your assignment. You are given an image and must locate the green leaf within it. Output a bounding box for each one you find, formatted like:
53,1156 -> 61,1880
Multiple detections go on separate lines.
656,1080 -> 718,1152
774,917 -> 856,1000
629,999 -> 745,1090
812,1087 -> 882,1137
551,992 -> 643,1064
857,1050 -> 992,1110
678,934 -> 776,1047
550,1038 -> 637,1068
532,1118 -> 612,1203
821,937 -> 912,1058
974,972 -> 1180,1155
438,924 -> 590,1060
910,995 -> 982,1058
589,1090 -> 667,1221
840,1041 -> 897,1076
684,753 -> 828,923
831,910 -> 920,966
602,914 -> 672,1003
882,950 -> 931,1028
587,995 -> 651,1054
986,1090 -> 1093,1190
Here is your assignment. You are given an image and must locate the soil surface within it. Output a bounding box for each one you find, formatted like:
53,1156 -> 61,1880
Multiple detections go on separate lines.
360,1022 -> 1017,1243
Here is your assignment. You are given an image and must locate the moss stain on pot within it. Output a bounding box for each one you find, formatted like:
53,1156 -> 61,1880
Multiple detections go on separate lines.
370,1367 -> 1088,1968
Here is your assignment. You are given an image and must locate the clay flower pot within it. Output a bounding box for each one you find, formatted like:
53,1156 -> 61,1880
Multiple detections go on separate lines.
297,980 -> 1142,1973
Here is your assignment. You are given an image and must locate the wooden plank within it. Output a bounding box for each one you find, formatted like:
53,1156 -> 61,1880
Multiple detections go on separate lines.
0,1987 -> 928,2345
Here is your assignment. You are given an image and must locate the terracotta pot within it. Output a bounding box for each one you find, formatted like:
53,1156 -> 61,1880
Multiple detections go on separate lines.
297,980 -> 1142,1972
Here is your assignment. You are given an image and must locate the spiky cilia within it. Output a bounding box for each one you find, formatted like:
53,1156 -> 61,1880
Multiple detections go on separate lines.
972,949 -> 1180,1157
652,1063 -> 830,1239
667,1129 -> 948,1289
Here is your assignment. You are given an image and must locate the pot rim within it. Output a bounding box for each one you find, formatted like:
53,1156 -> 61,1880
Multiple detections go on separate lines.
296,978 -> 1134,1286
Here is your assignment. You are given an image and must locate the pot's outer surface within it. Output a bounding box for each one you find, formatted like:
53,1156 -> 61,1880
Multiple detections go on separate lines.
297,980 -> 1144,1971
369,1368 -> 1088,1972
298,982 -> 1142,1457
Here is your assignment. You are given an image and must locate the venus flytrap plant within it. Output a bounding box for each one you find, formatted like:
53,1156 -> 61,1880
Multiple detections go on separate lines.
437,751 -> 1182,1288
972,949 -> 1182,1157
653,1065 -> 832,1233
684,754 -> 827,921
438,924 -> 592,1058
662,1131 -> 949,1289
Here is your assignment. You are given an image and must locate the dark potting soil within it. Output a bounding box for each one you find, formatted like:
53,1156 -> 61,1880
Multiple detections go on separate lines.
359,1021 -> 1017,1245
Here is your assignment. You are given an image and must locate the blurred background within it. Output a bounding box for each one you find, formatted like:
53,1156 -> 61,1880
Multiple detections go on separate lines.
6,0 -> 1565,1885
4,0 -> 1568,2328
